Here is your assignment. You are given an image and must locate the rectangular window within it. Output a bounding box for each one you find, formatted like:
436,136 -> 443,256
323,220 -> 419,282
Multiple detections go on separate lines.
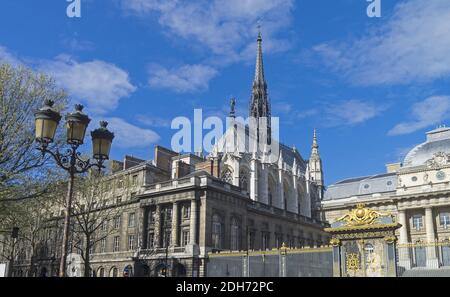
440,212 -> 450,229
262,232 -> 269,250
116,196 -> 122,204
128,213 -> 136,228
128,235 -> 135,251
100,238 -> 106,253
114,215 -> 121,229
149,210 -> 156,224
132,175 -> 138,186
118,180 -> 124,188
148,233 -> 155,249
182,231 -> 190,247
182,206 -> 190,219
113,236 -> 120,252
248,231 -> 255,250
412,215 -> 423,231
100,221 -> 107,231
212,222 -> 222,249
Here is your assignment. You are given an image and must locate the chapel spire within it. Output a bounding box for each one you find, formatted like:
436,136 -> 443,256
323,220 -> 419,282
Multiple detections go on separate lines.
249,30 -> 271,144
308,128 -> 324,198
311,128 -> 319,157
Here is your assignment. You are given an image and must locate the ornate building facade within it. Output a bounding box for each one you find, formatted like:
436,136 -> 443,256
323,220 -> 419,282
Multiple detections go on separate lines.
8,33 -> 328,277
322,127 -> 450,271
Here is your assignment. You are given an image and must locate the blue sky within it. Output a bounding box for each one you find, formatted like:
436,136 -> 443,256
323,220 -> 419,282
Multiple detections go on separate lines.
1,0 -> 450,185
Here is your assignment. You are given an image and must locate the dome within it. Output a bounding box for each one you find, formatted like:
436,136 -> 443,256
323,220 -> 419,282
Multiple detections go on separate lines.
403,127 -> 450,167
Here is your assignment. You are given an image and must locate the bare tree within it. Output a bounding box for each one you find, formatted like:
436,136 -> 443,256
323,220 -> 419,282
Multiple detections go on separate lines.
70,174 -> 120,277
0,187 -> 62,277
0,63 -> 67,210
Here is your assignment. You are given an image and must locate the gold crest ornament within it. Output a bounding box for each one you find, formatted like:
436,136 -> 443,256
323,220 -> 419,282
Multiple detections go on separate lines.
335,204 -> 393,227
346,253 -> 360,273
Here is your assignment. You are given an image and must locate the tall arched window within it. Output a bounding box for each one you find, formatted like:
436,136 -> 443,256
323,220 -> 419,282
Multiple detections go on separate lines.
109,267 -> 118,277
212,214 -> 223,249
97,267 -> 105,277
221,168 -> 233,184
239,169 -> 249,192
230,217 -> 240,250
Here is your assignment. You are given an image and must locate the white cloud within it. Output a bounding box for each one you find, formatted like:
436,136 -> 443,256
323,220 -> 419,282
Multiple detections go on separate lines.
313,0 -> 450,85
122,0 -> 294,63
324,100 -> 385,127
101,117 -> 160,149
0,46 -> 21,66
42,55 -> 136,114
148,64 -> 218,93
273,102 -> 293,114
136,114 -> 171,128
388,96 -> 450,136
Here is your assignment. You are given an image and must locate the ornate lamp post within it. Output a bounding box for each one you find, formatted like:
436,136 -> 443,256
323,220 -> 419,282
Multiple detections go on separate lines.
34,100 -> 114,277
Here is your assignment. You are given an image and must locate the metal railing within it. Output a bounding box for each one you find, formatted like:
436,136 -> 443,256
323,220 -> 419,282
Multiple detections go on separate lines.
396,241 -> 450,276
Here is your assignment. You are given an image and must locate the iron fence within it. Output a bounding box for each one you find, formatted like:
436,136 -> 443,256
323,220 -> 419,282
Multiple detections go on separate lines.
206,247 -> 333,277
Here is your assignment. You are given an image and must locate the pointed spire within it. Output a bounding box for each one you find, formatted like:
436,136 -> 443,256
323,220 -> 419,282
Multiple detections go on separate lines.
254,29 -> 265,83
249,28 -> 271,144
312,128 -> 318,149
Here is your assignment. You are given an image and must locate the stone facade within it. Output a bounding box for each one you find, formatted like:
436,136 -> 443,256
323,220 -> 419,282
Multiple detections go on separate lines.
322,127 -> 450,271
7,32 -> 328,277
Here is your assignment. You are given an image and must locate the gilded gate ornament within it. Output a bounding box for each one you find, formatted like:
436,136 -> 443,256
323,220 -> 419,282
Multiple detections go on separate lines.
334,204 -> 393,227
346,253 -> 360,273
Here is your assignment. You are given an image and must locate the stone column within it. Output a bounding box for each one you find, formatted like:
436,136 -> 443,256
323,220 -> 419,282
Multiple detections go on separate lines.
190,199 -> 197,245
425,207 -> 439,268
398,210 -> 408,244
250,157 -> 258,201
233,158 -> 240,186
292,175 -> 299,214
186,199 -> 200,256
278,169 -> 284,210
139,208 -> 147,249
154,204 -> 161,248
260,165 -> 269,204
171,202 -> 179,247
397,209 -> 411,270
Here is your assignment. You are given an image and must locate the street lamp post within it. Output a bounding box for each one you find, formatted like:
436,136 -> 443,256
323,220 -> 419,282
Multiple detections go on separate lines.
34,100 -> 114,277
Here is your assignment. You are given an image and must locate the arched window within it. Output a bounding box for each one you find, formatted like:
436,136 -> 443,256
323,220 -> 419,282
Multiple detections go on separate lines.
268,175 -> 276,207
221,168 -> 234,184
110,267 -> 118,277
239,169 -> 249,192
230,217 -> 240,250
364,243 -> 374,265
97,267 -> 105,277
123,265 -> 133,277
212,214 -> 223,249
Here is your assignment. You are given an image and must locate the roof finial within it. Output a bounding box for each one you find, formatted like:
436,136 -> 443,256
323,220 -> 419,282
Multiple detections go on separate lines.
257,19 -> 262,40
229,97 -> 236,118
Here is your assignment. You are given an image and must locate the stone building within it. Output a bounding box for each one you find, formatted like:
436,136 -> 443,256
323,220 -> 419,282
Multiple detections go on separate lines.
322,127 -> 450,271
8,32 -> 328,277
